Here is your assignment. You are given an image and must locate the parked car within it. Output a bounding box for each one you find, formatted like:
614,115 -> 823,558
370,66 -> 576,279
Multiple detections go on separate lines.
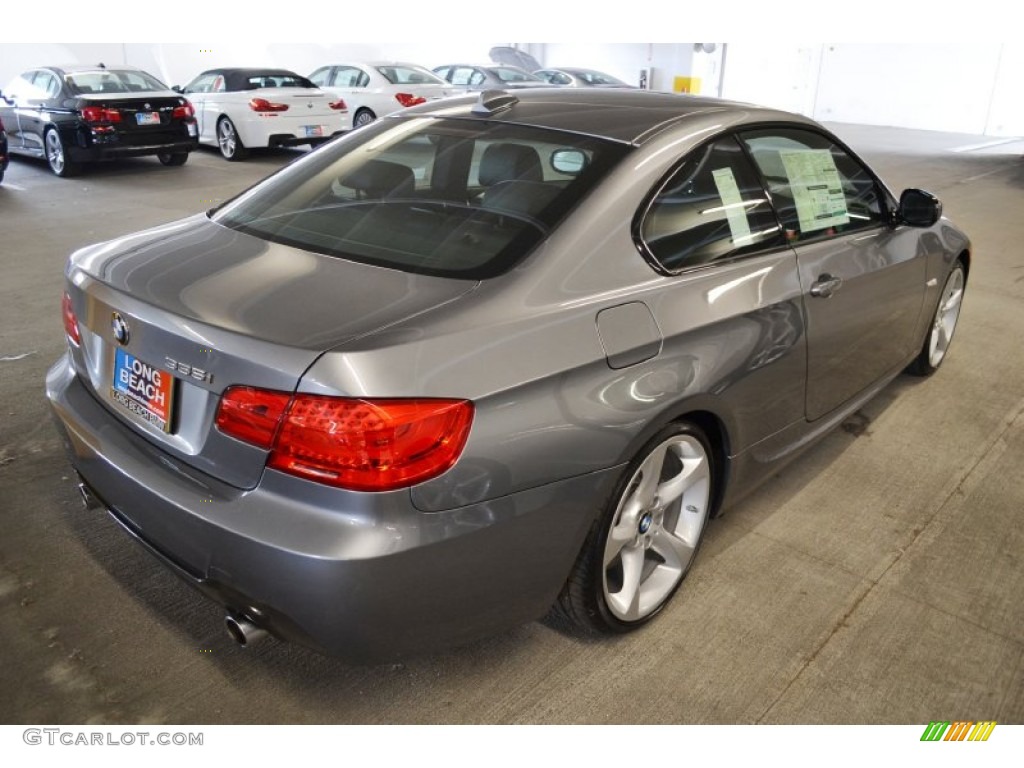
176,68 -> 348,160
309,62 -> 455,130
432,63 -> 548,90
0,64 -> 198,177
534,67 -> 633,88
0,115 -> 8,183
48,88 -> 969,661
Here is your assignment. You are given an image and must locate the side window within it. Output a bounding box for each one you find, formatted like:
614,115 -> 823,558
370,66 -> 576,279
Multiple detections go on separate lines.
738,128 -> 886,242
449,67 -> 475,86
184,73 -> 216,94
12,71 -> 45,101
309,68 -> 330,87
32,71 -> 60,99
332,67 -> 367,88
638,136 -> 785,273
468,69 -> 486,86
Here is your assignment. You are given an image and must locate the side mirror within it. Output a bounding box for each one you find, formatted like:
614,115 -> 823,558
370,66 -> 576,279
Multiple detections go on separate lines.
172,85 -> 184,94
551,148 -> 588,176
898,188 -> 942,227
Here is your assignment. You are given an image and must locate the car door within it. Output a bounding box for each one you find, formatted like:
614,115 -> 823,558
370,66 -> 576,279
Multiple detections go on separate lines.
182,72 -> 218,141
0,74 -> 28,149
633,135 -> 807,446
4,70 -> 56,153
738,127 -> 927,421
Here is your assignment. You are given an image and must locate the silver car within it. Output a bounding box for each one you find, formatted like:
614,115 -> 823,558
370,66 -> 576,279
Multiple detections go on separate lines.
47,88 -> 969,660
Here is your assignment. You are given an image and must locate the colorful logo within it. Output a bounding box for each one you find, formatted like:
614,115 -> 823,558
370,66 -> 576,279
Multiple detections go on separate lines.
920,721 -> 996,742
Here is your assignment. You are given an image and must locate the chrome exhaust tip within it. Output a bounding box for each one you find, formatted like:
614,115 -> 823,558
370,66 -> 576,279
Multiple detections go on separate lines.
224,613 -> 269,648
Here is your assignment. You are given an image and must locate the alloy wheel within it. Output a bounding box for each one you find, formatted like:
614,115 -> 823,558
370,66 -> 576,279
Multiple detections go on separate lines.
602,432 -> 711,622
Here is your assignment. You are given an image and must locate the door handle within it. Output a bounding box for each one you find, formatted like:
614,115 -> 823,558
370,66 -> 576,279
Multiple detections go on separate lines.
810,274 -> 843,298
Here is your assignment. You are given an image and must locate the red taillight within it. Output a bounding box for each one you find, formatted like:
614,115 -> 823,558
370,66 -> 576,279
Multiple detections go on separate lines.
215,387 -> 291,449
172,101 -> 195,119
249,98 -> 289,112
61,291 -> 81,346
81,106 -> 122,123
394,93 -> 427,108
328,99 -> 347,111
216,389 -> 473,491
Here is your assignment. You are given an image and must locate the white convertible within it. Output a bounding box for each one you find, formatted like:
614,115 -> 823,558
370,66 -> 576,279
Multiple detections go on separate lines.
179,68 -> 348,160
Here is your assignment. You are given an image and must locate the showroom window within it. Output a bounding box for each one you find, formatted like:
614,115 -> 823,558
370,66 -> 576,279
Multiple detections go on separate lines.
738,127 -> 886,243
637,136 -> 785,273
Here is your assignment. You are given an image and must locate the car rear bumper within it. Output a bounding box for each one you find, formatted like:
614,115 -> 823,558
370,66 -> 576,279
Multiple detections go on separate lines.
68,137 -> 198,162
46,353 -> 614,661
235,114 -> 346,149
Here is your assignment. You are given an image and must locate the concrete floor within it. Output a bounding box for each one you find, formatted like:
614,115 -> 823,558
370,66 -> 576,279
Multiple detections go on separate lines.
1,127 -> 1022,725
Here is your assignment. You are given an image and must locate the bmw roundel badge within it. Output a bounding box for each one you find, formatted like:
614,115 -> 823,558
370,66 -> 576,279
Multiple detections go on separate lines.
111,312 -> 130,346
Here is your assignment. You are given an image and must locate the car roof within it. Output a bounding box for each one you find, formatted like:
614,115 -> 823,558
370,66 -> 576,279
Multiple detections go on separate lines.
401,87 -> 809,145
47,63 -> 149,75
195,68 -> 311,90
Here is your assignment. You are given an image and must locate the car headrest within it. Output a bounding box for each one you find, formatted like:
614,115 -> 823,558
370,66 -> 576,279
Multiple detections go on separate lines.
479,143 -> 543,187
340,159 -> 416,198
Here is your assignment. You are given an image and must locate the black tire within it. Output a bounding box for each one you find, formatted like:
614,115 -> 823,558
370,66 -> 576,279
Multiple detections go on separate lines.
45,128 -> 81,177
908,262 -> 966,376
555,421 -> 715,633
217,117 -> 249,161
353,108 -> 376,129
157,152 -> 189,167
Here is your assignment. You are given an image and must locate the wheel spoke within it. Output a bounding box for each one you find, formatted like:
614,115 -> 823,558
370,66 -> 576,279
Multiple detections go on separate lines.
604,510 -> 637,567
656,454 -> 709,508
607,544 -> 644,620
635,443 -> 669,507
942,287 -> 963,314
651,528 -> 694,573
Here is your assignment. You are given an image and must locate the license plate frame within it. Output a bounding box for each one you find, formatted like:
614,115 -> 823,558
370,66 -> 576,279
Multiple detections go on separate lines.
110,349 -> 175,432
303,125 -> 324,137
136,111 -> 161,126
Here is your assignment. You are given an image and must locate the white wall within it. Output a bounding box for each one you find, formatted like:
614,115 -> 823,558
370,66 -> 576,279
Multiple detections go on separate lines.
722,43 -> 1024,137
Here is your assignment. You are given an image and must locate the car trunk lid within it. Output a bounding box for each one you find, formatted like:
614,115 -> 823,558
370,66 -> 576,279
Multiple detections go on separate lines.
64,214 -> 477,489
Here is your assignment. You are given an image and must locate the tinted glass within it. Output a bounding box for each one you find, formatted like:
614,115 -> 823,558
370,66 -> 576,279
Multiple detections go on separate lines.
639,136 -> 785,272
65,69 -> 169,94
213,117 -> 629,280
739,128 -> 886,243
236,73 -> 315,90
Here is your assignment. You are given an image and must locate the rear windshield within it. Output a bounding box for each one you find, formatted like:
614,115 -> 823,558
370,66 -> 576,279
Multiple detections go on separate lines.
231,72 -> 315,90
375,65 -> 446,86
213,117 -> 629,279
65,69 -> 169,94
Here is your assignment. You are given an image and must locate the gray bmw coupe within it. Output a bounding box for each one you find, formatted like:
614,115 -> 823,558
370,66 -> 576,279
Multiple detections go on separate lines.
47,88 -> 969,660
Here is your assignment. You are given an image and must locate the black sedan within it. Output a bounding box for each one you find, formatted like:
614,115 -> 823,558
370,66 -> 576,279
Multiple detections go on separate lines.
0,64 -> 198,177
